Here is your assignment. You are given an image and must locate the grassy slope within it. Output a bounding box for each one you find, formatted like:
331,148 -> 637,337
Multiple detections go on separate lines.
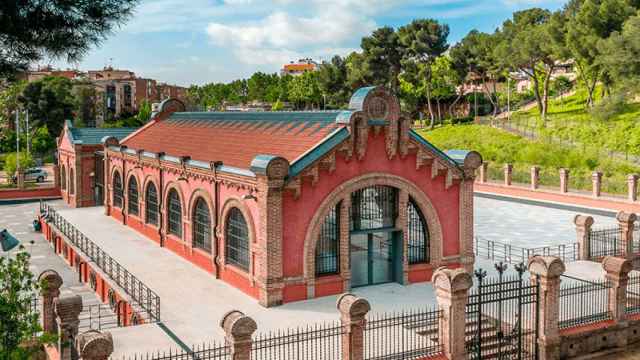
418,124 -> 640,194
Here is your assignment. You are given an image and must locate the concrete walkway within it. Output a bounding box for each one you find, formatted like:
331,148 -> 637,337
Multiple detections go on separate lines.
53,205 -> 440,349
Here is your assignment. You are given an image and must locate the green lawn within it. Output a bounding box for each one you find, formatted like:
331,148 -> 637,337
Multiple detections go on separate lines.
418,124 -> 640,195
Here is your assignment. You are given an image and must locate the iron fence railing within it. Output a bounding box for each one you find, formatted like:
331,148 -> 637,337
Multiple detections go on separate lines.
364,308 -> 442,359
31,296 -> 122,332
558,275 -> 612,329
626,275 -> 640,315
40,202 -> 161,323
251,321 -> 345,360
589,227 -> 623,258
124,343 -> 230,360
474,236 -> 579,264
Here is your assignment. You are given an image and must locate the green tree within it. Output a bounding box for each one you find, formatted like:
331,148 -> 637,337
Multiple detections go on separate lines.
0,81 -> 26,129
3,152 -> 34,176
18,76 -> 74,138
72,82 -> 97,127
599,13 -> 640,89
345,52 -> 372,90
0,250 -> 54,358
136,100 -> 152,124
430,56 -> 458,123
31,126 -> 55,155
288,72 -> 321,110
360,27 -> 403,93
0,0 -> 138,77
317,55 -> 350,109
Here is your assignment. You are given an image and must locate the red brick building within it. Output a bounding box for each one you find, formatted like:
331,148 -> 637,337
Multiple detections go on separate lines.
59,86 -> 481,307
58,121 -> 137,208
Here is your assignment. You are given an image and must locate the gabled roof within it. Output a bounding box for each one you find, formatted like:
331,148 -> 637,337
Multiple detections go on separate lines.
121,111 -> 345,170
65,120 -> 137,145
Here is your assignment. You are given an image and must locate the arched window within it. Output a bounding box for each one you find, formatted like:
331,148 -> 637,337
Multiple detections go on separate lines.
60,166 -> 67,190
113,171 -> 123,208
128,176 -> 139,216
167,189 -> 182,238
351,185 -> 397,231
315,202 -> 341,276
69,168 -> 75,195
407,198 -> 429,264
226,208 -> 249,271
145,183 -> 159,225
192,198 -> 211,253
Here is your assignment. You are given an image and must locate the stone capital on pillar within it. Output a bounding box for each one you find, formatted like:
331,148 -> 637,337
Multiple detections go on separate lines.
531,166 -> 540,190
38,269 -> 63,334
478,162 -> 488,184
54,295 -> 83,360
592,171 -> 603,197
75,330 -> 114,360
337,293 -> 371,360
528,256 -> 565,360
503,164 -> 513,186
628,174 -> 639,202
574,215 -> 594,261
220,310 -> 257,360
433,267 -> 472,360
559,168 -> 569,193
602,256 -> 632,324
616,211 -> 637,260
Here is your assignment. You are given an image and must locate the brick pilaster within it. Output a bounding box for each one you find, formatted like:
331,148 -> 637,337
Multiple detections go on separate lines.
339,196 -> 352,291
75,330 -> 114,360
602,256 -> 632,323
53,164 -> 60,189
592,171 -> 603,198
559,168 -> 569,193
459,180 -> 475,273
37,270 -> 63,334
433,268 -> 472,360
531,166 -> 540,190
503,164 -> 513,186
628,174 -> 639,202
616,211 -> 637,261
574,215 -> 594,260
54,295 -> 83,360
398,189 -> 409,284
528,256 -> 565,360
478,162 -> 488,184
220,310 -> 257,360
337,294 -> 371,360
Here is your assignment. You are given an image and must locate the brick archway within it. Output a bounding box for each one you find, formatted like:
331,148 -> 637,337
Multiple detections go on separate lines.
219,197 -> 256,277
302,172 -> 444,284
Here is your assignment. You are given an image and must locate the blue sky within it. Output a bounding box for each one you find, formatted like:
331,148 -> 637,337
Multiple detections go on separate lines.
52,0 -> 566,86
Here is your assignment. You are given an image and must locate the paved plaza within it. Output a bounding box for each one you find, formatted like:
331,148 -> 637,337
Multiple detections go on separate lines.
0,195 -> 624,356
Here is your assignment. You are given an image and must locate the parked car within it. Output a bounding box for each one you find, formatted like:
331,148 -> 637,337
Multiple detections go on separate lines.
12,167 -> 48,183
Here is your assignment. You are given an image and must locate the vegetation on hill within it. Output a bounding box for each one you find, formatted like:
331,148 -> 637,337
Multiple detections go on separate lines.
419,124 -> 640,195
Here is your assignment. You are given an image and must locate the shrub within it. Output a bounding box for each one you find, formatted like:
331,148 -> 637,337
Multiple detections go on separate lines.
3,152 -> 35,177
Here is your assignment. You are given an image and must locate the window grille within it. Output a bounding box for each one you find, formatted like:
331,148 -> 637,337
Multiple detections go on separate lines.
316,203 -> 341,276
226,208 -> 250,271
167,189 -> 182,238
128,177 -> 139,216
407,198 -> 429,264
351,186 -> 397,231
145,183 -> 158,225
113,172 -> 123,208
193,198 -> 211,252
69,168 -> 75,195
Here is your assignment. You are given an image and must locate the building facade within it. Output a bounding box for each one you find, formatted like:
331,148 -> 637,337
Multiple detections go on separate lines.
60,86 -> 481,307
57,121 -> 137,208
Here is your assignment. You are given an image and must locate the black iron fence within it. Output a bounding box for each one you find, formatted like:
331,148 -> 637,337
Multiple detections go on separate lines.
124,343 -> 230,360
40,202 -> 161,323
31,296 -> 122,332
588,227 -> 623,258
465,263 -> 539,360
252,321 -> 345,360
558,275 -> 612,329
626,275 -> 640,315
364,308 -> 442,359
474,236 -> 579,264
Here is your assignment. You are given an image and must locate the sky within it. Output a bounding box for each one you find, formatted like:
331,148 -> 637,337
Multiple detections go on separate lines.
51,0 -> 567,87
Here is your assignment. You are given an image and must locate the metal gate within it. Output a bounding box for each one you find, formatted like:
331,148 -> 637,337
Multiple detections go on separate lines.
465,263 -> 539,360
94,151 -> 105,206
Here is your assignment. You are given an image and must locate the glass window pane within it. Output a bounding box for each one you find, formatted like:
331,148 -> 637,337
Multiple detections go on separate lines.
315,202 -> 340,276
128,177 -> 139,216
193,198 -> 211,253
145,183 -> 158,225
226,208 -> 249,271
350,186 -> 397,231
167,189 -> 182,237
407,198 -> 429,264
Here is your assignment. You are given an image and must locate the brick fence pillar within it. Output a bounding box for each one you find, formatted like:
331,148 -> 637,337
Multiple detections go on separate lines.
220,310 -> 257,360
559,168 -> 569,193
54,295 -> 83,360
531,166 -> 540,190
337,293 -> 371,360
592,171 -> 603,198
602,256 -> 632,324
628,174 -> 639,202
37,269 -> 63,334
53,164 -> 60,189
528,256 -> 565,360
478,162 -> 488,184
75,330 -> 114,360
504,164 -> 513,186
574,215 -> 594,260
433,268 -> 473,360
616,211 -> 637,260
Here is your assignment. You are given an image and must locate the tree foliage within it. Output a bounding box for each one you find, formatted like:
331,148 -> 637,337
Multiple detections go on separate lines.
18,76 -> 74,138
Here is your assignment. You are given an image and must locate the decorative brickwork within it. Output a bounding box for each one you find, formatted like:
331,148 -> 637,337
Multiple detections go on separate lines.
616,211 -> 637,260
54,294 -> 83,360
75,330 -> 114,360
433,267 -> 472,360
337,294 -> 371,360
38,269 -> 63,334
628,174 -> 638,202
559,168 -> 569,193
504,164 -> 513,186
602,256 -> 632,322
592,171 -> 603,197
531,166 -> 540,190
220,310 -> 257,360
